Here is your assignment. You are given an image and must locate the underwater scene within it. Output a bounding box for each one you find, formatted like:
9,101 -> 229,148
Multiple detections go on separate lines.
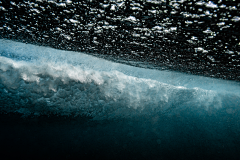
0,0 -> 240,159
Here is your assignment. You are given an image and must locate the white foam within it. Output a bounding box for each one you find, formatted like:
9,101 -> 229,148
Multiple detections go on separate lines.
0,39 -> 240,119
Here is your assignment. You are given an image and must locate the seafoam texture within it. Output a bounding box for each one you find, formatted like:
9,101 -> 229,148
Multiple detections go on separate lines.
0,39 -> 240,119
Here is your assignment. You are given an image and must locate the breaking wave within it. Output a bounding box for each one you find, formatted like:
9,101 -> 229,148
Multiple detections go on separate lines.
0,39 -> 240,120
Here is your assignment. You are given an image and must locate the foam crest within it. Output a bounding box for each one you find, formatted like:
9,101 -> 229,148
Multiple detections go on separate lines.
0,39 -> 240,119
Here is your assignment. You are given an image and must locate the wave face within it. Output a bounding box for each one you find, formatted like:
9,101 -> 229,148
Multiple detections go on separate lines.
1,39 -> 240,159
1,1 -> 240,158
0,39 -> 240,120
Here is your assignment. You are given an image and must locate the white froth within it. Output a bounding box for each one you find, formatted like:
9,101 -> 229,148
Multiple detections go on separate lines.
0,39 -> 240,119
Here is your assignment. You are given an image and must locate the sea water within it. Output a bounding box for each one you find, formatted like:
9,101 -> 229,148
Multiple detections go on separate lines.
0,39 -> 240,159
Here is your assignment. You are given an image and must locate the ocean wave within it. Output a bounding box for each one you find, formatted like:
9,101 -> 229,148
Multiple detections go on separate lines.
0,39 -> 240,119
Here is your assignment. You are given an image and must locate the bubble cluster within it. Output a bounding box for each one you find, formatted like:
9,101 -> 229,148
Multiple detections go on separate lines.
0,0 -> 239,80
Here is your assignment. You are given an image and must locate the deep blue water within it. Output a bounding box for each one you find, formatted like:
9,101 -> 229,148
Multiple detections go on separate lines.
1,111 -> 240,160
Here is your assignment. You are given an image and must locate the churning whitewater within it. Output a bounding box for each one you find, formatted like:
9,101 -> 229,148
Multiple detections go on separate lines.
0,39 -> 240,119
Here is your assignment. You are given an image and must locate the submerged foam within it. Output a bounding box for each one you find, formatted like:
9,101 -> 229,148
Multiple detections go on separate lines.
0,39 -> 240,119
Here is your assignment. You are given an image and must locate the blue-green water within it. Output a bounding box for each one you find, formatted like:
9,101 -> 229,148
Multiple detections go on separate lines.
0,39 -> 240,159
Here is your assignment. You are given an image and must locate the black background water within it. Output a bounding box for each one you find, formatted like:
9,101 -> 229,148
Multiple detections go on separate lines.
1,109 -> 240,160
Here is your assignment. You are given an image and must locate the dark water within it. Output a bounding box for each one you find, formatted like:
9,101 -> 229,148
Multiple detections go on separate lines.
1,106 -> 240,160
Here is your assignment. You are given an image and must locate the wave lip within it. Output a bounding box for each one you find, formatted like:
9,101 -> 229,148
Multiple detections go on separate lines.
0,39 -> 240,119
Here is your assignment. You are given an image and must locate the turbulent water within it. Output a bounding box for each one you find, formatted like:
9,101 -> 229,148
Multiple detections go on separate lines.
0,39 -> 240,159
1,0 -> 240,80
1,0 -> 240,159
1,39 -> 240,119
